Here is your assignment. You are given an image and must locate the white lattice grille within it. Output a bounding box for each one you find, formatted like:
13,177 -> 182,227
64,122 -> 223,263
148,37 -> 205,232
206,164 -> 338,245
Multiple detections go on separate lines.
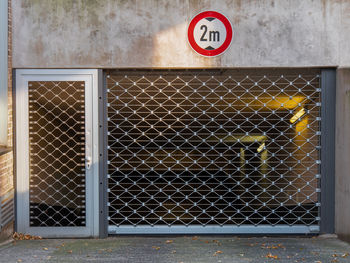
28,81 -> 86,227
106,69 -> 321,228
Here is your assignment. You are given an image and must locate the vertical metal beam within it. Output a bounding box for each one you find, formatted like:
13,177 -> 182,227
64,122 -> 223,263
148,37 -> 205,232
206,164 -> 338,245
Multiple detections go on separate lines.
320,69 -> 336,234
13,69 -> 17,232
98,70 -> 108,238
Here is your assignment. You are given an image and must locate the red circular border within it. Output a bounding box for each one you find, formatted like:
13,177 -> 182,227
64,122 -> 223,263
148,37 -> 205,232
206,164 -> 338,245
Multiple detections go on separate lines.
187,11 -> 233,57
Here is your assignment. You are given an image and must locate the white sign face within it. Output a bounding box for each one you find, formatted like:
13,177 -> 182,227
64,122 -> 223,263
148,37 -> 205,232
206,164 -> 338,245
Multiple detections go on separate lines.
193,18 -> 227,50
187,11 -> 233,57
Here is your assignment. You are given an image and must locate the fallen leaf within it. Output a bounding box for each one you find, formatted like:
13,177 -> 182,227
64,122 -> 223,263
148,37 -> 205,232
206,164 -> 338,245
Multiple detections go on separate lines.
266,253 -> 279,259
342,252 -> 349,258
213,250 -> 223,256
43,247 -> 48,251
261,243 -> 285,249
165,240 -> 173,244
192,236 -> 198,240
13,232 -> 42,240
171,250 -> 176,254
17,260 -> 22,262
152,246 -> 160,250
67,250 -> 72,253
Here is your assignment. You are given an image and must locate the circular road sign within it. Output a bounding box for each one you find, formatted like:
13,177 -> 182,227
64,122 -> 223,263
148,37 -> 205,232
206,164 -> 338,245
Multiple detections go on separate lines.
187,11 -> 233,57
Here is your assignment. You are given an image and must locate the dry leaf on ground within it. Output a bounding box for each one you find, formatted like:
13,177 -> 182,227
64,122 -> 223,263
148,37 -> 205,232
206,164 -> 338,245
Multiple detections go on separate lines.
213,251 -> 223,256
261,243 -> 285,249
266,253 -> 279,259
13,232 -> 42,240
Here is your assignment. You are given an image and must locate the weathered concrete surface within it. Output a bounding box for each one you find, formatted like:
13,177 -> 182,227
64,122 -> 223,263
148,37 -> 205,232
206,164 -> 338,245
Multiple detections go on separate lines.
11,0 -> 350,68
0,236 -> 350,263
335,68 -> 350,242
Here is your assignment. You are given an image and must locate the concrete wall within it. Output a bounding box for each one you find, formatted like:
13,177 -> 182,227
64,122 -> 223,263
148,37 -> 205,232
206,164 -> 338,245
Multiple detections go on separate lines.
0,0 -> 8,145
335,68 -> 350,242
11,0 -> 350,68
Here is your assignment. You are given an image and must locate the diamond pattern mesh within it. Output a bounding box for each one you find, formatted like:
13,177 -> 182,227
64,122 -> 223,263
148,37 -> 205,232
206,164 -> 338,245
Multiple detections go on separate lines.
106,69 -> 321,228
28,81 -> 86,227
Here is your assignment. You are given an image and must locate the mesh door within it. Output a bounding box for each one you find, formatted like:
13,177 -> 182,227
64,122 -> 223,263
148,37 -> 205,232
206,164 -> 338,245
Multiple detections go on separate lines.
106,69 -> 321,230
28,81 -> 86,227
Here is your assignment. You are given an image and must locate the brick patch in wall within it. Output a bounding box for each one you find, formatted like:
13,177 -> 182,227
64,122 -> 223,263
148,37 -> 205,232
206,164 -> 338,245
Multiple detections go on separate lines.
0,0 -> 14,240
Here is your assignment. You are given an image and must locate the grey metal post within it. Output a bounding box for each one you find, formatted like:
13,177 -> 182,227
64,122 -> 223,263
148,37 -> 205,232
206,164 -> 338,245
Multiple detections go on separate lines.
320,69 -> 336,234
98,69 -> 108,238
13,69 -> 17,232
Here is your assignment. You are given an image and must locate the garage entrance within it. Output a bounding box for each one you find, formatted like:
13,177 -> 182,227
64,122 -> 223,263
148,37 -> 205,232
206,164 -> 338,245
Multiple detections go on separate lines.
105,69 -> 322,234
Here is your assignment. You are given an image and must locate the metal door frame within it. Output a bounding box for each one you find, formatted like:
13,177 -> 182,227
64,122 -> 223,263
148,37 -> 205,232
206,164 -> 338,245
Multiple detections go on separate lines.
99,68 -> 336,236
320,69 -> 336,234
15,69 -> 100,237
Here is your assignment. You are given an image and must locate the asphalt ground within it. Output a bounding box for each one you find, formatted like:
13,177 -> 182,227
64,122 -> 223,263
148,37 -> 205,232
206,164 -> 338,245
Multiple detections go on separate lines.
0,235 -> 349,263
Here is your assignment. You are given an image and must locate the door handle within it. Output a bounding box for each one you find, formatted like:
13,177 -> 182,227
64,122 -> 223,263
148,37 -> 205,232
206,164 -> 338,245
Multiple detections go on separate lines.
86,156 -> 92,169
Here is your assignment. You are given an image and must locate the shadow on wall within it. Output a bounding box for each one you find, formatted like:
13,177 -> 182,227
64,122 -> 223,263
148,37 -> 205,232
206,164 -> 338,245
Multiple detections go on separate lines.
152,21 -> 219,68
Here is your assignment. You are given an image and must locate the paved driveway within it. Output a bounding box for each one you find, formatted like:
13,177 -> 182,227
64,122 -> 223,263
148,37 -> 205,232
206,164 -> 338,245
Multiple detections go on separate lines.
0,236 -> 349,262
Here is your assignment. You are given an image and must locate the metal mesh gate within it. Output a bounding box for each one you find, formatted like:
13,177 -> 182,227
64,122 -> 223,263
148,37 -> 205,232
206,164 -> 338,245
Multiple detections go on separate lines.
28,81 -> 86,227
106,69 -> 321,233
